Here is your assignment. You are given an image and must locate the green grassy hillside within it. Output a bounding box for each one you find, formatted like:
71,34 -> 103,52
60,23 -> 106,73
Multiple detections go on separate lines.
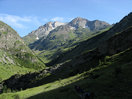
29,26 -> 111,51
0,63 -> 35,80
0,47 -> 132,99
47,12 -> 132,66
34,27 -> 111,64
0,21 -> 45,81
0,13 -> 132,99
1,26 -> 132,99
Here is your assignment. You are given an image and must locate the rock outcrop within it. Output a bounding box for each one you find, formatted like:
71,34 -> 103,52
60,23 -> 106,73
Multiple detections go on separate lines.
23,21 -> 65,44
29,17 -> 110,50
0,21 -> 45,69
68,17 -> 109,30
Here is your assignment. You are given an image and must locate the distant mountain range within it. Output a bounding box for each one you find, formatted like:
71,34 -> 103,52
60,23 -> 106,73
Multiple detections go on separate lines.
23,17 -> 110,50
1,12 -> 132,99
48,12 -> 132,66
23,21 -> 65,45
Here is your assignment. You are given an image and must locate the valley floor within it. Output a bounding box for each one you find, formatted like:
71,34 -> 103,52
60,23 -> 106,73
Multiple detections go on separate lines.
0,64 -> 36,81
0,48 -> 132,99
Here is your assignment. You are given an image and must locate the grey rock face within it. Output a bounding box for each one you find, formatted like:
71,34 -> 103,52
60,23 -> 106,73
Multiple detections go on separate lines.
24,21 -> 65,40
0,21 -> 24,50
0,21 -> 45,68
23,17 -> 110,45
28,17 -> 110,50
68,17 -> 89,29
68,17 -> 110,31
90,20 -> 110,31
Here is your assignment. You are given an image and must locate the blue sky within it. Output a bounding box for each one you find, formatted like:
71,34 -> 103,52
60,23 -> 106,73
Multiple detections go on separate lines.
0,0 -> 131,37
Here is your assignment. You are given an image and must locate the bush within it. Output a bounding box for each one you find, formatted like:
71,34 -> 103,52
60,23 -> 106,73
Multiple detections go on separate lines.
2,85 -> 7,93
14,95 -> 20,99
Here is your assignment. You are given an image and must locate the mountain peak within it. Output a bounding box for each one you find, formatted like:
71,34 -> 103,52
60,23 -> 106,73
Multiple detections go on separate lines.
23,17 -> 110,45
23,21 -> 65,44
44,22 -> 53,27
68,17 -> 89,28
73,17 -> 88,20
69,17 -> 110,29
52,21 -> 65,28
71,17 -> 89,23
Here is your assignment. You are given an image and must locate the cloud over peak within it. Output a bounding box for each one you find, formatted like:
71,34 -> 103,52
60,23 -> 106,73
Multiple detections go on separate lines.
51,17 -> 64,22
0,13 -> 73,36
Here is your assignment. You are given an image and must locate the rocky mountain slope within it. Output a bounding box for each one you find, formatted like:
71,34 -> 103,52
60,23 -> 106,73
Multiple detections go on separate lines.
23,21 -> 65,45
1,12 -> 132,99
48,12 -> 132,66
68,17 -> 109,30
0,12 -> 132,99
0,21 -> 45,69
29,17 -> 110,50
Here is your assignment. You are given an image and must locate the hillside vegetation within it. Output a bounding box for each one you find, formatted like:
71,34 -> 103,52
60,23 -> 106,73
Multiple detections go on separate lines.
0,47 -> 132,99
0,21 -> 45,81
0,12 -> 132,99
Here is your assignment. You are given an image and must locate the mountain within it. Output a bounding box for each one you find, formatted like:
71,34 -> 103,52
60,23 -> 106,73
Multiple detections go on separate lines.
0,21 -> 45,70
29,17 -> 110,50
23,21 -> 65,45
1,13 -> 132,99
48,12 -> 132,66
0,12 -> 132,99
68,17 -> 109,30
10,13 -> 132,88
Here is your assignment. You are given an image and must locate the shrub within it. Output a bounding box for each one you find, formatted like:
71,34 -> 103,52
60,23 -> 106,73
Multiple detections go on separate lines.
14,95 -> 20,99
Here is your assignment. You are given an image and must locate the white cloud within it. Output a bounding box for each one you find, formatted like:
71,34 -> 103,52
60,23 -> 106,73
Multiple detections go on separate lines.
0,14 -> 74,36
0,14 -> 74,29
51,17 -> 64,22
0,14 -> 40,28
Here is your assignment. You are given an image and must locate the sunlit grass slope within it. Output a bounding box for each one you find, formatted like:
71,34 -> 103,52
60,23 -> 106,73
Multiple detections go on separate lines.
0,64 -> 36,81
0,48 -> 132,99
